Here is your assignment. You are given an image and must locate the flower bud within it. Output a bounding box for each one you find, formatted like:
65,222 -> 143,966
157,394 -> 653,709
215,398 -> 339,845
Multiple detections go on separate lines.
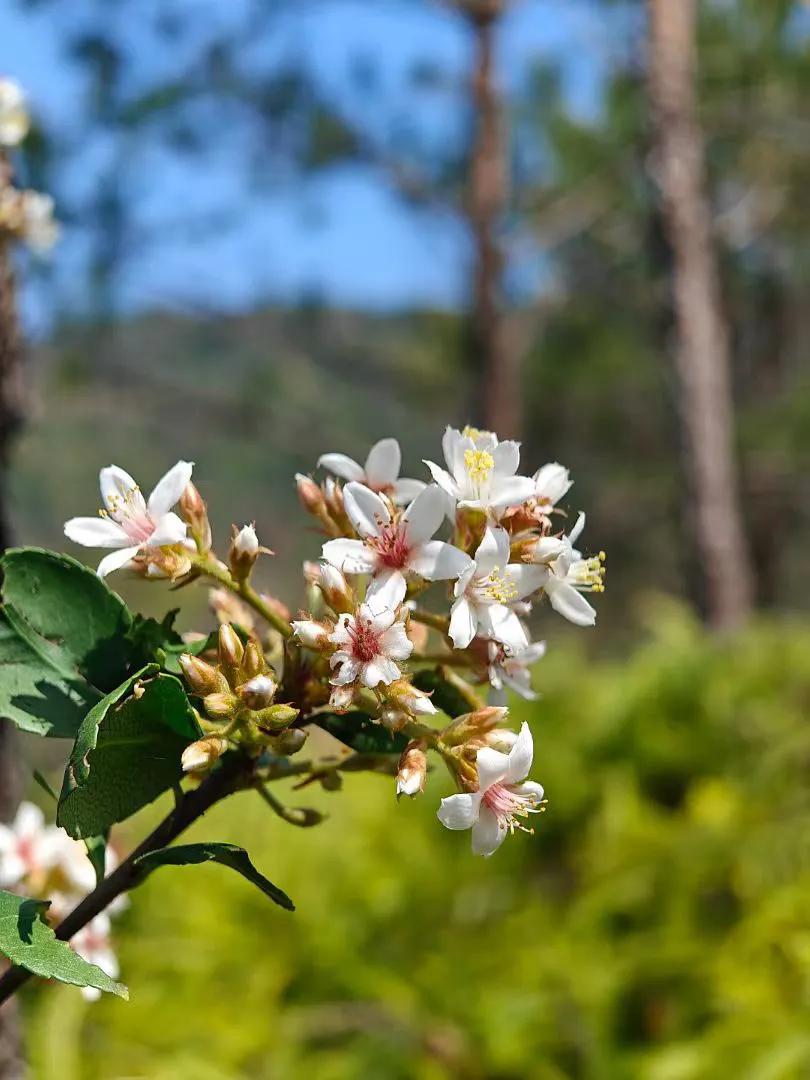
380,704 -> 408,733
218,623 -> 244,669
291,617 -> 332,651
238,674 -> 277,710
296,474 -> 325,515
209,588 -> 255,632
386,678 -> 437,717
229,524 -> 263,582
272,727 -> 308,756
396,742 -> 427,798
203,692 -> 239,720
317,563 -> 354,614
282,806 -> 325,827
253,703 -> 299,732
0,79 -> 30,148
329,684 -> 355,711
178,653 -> 225,696
181,736 -> 228,774
241,640 -> 265,680
442,706 -> 509,747
179,482 -> 212,553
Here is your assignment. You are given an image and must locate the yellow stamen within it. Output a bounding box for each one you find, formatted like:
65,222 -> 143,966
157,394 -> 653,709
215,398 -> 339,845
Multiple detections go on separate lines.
481,568 -> 518,604
464,448 -> 495,487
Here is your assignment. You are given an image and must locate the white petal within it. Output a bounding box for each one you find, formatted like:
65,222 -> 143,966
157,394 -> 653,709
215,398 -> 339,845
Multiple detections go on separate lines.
408,540 -> 473,582
149,512 -> 188,547
475,746 -> 511,792
489,475 -> 536,510
546,580 -> 596,627
147,460 -> 193,516
0,854 -> 26,887
533,462 -> 572,504
517,780 -> 545,802
474,526 -> 508,578
491,440 -> 520,477
99,465 -> 141,511
343,482 -> 389,538
317,453 -> 364,482
449,596 -> 477,649
321,538 -> 377,575
330,655 -> 361,685
96,545 -> 140,578
361,657 -> 400,687
64,517 -> 129,549
504,722 -> 533,784
504,564 -> 546,600
15,802 -> 44,836
441,426 -> 468,483
378,622 -> 413,661
527,537 -> 566,565
501,670 -> 538,700
480,606 -> 529,652
365,571 -> 407,614
423,460 -> 459,500
401,484 -> 445,545
568,512 -> 586,546
471,804 -> 508,856
364,438 -> 401,487
437,792 -> 481,831
391,478 -> 426,505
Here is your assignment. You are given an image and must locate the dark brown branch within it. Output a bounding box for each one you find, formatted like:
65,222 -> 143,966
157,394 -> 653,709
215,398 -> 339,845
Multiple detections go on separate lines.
0,753 -> 251,1008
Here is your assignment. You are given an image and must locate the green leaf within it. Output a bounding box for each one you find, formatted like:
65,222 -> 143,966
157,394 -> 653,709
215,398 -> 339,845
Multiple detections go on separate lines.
0,890 -> 128,998
412,669 -> 473,718
32,769 -> 58,802
133,843 -> 294,911
84,833 -> 108,886
315,711 -> 407,754
57,670 -> 201,839
2,548 -> 133,691
124,610 -> 182,670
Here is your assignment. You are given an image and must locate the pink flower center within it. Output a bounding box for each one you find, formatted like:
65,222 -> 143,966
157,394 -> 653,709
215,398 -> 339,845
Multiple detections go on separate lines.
103,488 -> 156,544
120,511 -> 155,544
482,782 -> 542,833
347,616 -> 382,662
368,521 -> 410,569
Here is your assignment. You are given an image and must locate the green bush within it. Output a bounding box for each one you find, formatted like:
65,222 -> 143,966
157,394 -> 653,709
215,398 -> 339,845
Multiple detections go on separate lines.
25,601 -> 810,1079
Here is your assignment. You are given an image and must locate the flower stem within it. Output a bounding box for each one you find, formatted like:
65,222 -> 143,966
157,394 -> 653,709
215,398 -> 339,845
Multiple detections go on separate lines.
192,555 -> 292,639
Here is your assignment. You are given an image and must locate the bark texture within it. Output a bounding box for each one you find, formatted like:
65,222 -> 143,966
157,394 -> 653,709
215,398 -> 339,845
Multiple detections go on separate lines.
462,1 -> 521,438
647,0 -> 754,629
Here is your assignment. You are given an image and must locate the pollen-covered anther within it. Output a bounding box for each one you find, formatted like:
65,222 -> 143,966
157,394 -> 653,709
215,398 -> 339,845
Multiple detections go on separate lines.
464,448 -> 495,487
571,552 -> 606,593
481,568 -> 518,604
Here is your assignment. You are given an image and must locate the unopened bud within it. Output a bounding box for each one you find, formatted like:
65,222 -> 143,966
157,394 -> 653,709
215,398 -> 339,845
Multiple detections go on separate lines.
387,678 -> 437,717
291,617 -> 332,651
296,473 -> 325,513
442,706 -> 509,747
238,674 -> 277,710
179,653 -> 225,696
254,702 -> 299,732
323,478 -> 344,520
329,684 -> 355,711
229,524 -> 264,582
396,742 -> 427,798
485,728 -> 519,753
380,704 -> 408,733
181,735 -> 228,774
179,482 -> 212,553
317,562 -> 354,614
203,692 -> 239,720
218,623 -> 244,669
272,727 -> 308,756
241,640 -> 265,680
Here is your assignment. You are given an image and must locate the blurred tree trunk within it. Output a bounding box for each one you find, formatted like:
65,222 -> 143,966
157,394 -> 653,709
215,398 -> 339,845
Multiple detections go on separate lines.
646,0 -> 754,630
0,166 -> 26,1077
461,0 -> 520,438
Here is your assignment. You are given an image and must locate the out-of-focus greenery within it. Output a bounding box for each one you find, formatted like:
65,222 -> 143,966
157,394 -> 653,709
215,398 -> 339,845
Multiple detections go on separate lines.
23,601 -> 810,1078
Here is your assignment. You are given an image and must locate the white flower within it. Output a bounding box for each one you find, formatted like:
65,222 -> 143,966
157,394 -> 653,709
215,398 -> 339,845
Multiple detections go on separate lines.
329,575 -> 413,690
64,461 -> 193,578
487,639 -> 546,701
533,462 -> 572,511
449,526 -> 545,651
424,426 -> 535,516
322,482 -> 471,599
527,513 -> 603,627
0,79 -> 29,147
437,722 -> 545,856
0,802 -> 60,888
19,191 -> 59,253
318,438 -> 425,505
232,524 -> 258,555
71,914 -> 119,1002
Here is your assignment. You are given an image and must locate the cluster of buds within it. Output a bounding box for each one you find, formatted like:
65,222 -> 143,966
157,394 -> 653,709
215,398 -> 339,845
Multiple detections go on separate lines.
63,424 -> 604,857
0,802 -> 122,998
179,624 -> 300,772
0,79 -> 59,254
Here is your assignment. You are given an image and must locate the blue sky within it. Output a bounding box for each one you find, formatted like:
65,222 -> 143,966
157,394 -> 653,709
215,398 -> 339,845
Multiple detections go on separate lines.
0,0 -> 620,332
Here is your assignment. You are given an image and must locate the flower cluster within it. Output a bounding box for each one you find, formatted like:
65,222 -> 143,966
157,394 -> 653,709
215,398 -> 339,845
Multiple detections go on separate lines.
0,803 -> 122,998
0,79 -> 59,253
62,425 -> 604,858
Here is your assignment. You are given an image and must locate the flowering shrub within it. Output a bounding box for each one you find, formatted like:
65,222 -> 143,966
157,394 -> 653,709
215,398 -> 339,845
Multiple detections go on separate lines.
0,426 -> 603,1003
